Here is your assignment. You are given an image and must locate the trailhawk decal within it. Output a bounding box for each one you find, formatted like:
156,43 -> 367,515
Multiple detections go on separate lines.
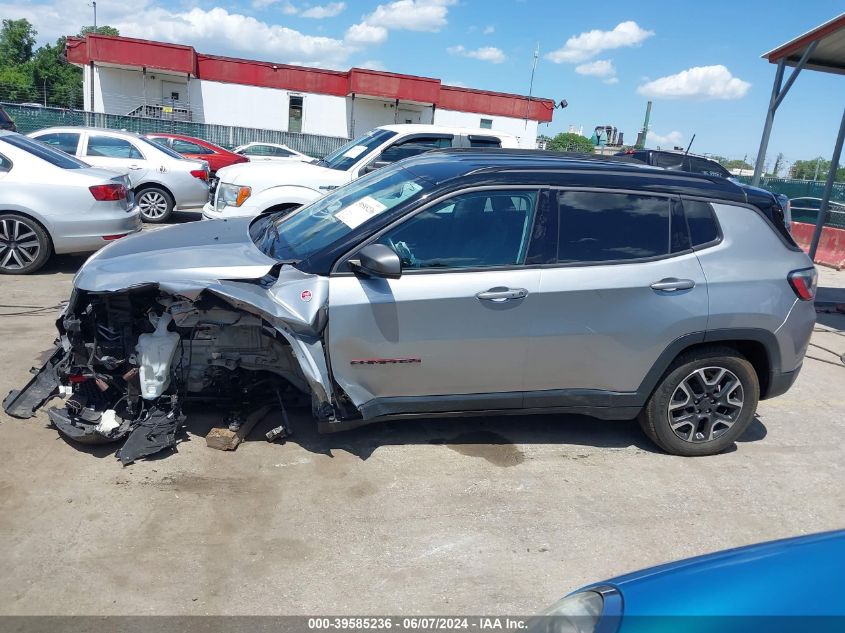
350,358 -> 422,366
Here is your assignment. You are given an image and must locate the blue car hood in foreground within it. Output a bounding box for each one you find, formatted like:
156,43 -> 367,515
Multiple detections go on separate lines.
592,530 -> 845,627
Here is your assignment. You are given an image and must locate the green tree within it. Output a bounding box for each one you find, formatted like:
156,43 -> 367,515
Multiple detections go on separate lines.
27,37 -> 84,108
790,157 -> 844,182
0,18 -> 36,65
547,132 -> 594,154
770,152 -> 784,177
78,25 -> 120,37
0,64 -> 35,101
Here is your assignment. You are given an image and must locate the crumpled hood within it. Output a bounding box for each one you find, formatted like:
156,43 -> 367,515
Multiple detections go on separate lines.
216,160 -> 349,191
74,218 -> 276,292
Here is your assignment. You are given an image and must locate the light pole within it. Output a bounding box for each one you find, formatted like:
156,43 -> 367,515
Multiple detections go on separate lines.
88,1 -> 97,31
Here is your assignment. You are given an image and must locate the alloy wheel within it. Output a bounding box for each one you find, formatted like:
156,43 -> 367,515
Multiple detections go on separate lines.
0,218 -> 41,271
667,366 -> 744,443
138,191 -> 168,220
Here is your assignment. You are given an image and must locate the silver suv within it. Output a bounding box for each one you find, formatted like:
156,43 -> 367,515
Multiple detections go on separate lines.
4,150 -> 816,461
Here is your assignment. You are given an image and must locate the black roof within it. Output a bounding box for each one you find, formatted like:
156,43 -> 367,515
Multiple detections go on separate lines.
400,148 -> 775,207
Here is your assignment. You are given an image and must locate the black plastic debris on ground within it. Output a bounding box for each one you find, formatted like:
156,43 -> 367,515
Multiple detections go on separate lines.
2,346 -> 67,419
116,408 -> 185,466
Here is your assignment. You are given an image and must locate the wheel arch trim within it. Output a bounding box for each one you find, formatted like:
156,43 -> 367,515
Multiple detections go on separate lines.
637,328 -> 781,404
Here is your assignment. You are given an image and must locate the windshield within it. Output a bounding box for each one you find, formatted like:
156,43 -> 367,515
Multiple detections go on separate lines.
138,136 -> 187,160
316,128 -> 397,172
252,165 -> 433,262
2,134 -> 89,169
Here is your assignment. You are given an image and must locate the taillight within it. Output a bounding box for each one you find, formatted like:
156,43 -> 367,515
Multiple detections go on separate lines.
190,169 -> 208,181
89,183 -> 127,201
788,268 -> 817,301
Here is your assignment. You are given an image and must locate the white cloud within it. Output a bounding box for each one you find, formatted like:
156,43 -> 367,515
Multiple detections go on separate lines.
363,0 -> 456,32
118,7 -> 353,67
546,20 -> 653,63
282,2 -> 299,14
358,59 -> 385,70
648,130 -> 683,147
344,21 -> 388,44
637,65 -> 751,100
575,59 -> 620,84
301,2 -> 346,18
448,45 -> 506,63
575,59 -> 614,77
483,25 -> 495,34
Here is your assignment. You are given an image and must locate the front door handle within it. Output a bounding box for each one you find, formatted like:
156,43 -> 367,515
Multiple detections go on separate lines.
128,164 -> 144,170
650,278 -> 695,292
476,287 -> 528,302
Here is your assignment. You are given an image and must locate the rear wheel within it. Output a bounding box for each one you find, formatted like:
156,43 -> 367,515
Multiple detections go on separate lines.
0,213 -> 51,275
639,347 -> 759,456
137,186 -> 174,223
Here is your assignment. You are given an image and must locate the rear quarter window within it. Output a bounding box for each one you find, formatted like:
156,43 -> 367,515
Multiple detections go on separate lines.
682,200 -> 720,247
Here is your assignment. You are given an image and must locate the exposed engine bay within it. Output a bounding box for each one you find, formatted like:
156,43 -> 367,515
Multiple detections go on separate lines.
3,285 -> 328,464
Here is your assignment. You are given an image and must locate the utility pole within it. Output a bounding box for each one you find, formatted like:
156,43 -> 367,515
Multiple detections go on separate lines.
814,157 -> 822,181
42,78 -> 46,107
88,1 -> 97,31
524,42 -> 539,130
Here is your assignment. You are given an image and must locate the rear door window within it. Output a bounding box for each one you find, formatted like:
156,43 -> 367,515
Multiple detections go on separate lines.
35,132 -> 81,155
655,153 -> 684,169
86,135 -> 144,159
468,135 -> 502,148
556,191 -> 671,263
689,157 -> 728,178
171,139 -> 214,155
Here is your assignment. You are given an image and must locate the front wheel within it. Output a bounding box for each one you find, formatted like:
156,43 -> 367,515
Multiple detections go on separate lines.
0,213 -> 51,275
136,187 -> 174,223
639,347 -> 759,456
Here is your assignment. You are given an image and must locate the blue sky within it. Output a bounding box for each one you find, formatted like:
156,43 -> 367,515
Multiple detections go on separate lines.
8,0 -> 844,171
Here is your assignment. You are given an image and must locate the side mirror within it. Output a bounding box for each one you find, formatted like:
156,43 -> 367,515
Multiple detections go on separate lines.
362,160 -> 390,174
349,244 -> 402,279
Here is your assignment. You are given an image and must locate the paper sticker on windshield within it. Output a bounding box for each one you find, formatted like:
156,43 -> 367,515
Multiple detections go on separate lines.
342,145 -> 368,159
335,196 -> 388,229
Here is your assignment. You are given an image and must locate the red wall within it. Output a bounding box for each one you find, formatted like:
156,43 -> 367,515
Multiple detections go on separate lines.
67,34 -> 556,123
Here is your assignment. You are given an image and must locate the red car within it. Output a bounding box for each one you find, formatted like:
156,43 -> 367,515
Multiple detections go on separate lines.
145,133 -> 248,174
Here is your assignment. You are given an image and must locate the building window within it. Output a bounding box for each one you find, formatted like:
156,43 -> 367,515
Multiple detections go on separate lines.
480,118 -> 493,129
289,95 -> 304,134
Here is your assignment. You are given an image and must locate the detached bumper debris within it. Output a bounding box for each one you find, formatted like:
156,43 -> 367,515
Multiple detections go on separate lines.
3,346 -> 68,419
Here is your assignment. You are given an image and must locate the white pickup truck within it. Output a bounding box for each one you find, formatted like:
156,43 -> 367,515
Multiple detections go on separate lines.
202,124 -> 519,220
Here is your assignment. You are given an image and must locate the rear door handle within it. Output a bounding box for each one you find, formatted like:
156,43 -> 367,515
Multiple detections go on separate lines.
128,165 -> 144,170
650,278 -> 695,291
476,287 -> 528,302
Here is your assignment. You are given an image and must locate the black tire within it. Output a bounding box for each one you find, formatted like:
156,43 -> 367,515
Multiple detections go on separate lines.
0,213 -> 52,275
639,346 -> 759,456
136,186 -> 175,223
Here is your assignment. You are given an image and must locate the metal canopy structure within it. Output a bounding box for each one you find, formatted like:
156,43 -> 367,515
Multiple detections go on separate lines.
753,12 -> 845,259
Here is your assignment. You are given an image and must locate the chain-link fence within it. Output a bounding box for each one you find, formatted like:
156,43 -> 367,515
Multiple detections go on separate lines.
736,175 -> 845,229
1,103 -> 349,159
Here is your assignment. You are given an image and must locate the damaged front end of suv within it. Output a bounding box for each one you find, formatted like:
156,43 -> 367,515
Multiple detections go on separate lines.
3,217 -> 336,464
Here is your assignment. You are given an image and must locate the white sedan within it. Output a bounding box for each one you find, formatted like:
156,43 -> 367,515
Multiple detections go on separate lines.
0,132 -> 141,274
232,142 -> 313,163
